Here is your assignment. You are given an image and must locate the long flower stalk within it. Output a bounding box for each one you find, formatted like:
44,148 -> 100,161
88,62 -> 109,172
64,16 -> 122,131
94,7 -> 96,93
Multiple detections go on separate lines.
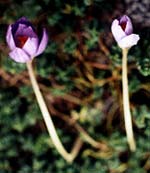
26,60 -> 81,163
122,48 -> 136,151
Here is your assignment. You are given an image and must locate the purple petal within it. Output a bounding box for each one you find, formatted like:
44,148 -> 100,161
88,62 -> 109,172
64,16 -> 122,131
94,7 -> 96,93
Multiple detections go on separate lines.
111,19 -> 126,42
118,34 -> 140,48
6,25 -> 16,50
9,47 -> 32,63
35,28 -> 48,56
123,16 -> 133,35
11,17 -> 34,35
14,17 -> 32,26
16,17 -> 32,27
119,15 -> 128,24
22,37 -> 38,56
15,24 -> 37,38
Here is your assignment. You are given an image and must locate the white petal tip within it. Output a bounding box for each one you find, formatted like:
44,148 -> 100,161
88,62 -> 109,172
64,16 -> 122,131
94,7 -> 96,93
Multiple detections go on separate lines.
118,34 -> 140,49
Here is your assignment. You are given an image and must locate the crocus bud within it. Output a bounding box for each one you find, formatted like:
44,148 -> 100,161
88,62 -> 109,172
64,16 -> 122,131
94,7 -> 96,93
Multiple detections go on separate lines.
6,17 -> 48,63
111,15 -> 140,49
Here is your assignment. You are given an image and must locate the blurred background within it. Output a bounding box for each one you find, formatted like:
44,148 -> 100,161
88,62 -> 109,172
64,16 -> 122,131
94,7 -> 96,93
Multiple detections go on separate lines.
0,0 -> 150,172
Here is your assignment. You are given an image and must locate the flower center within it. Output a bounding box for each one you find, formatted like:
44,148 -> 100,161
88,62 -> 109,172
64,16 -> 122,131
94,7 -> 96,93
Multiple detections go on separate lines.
16,35 -> 28,48
120,21 -> 127,31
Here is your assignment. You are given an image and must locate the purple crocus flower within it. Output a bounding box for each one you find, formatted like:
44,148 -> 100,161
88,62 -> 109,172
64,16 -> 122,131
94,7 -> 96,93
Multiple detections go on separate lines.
111,15 -> 140,49
6,17 -> 48,63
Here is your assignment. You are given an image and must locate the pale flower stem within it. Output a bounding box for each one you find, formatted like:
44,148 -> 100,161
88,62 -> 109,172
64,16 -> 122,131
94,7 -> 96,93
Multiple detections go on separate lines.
26,60 -> 78,163
122,48 -> 136,151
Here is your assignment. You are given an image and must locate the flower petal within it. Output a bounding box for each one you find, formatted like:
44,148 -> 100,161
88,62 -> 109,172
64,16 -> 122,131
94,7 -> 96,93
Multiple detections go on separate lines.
35,28 -> 48,56
9,47 -> 32,63
16,17 -> 33,27
22,37 -> 38,56
118,34 -> 140,49
6,25 -> 16,50
15,24 -> 37,38
111,19 -> 126,42
11,17 -> 34,35
124,16 -> 133,35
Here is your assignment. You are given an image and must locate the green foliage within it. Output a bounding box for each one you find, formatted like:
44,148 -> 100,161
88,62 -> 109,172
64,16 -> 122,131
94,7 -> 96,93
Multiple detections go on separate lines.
2,0 -> 42,21
3,57 -> 26,74
137,57 -> 150,76
0,0 -> 150,172
134,29 -> 150,76
48,12 -> 62,26
63,37 -> 78,54
133,105 -> 150,128
85,27 -> 100,49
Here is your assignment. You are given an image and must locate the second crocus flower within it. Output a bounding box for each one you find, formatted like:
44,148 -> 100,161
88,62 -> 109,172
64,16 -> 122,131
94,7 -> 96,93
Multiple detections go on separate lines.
111,15 -> 140,49
6,17 -> 48,63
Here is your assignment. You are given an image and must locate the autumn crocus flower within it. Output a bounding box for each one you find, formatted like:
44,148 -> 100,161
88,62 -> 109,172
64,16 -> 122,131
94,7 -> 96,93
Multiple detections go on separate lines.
111,15 -> 140,49
111,15 -> 138,151
6,17 -> 48,63
6,17 -> 81,163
